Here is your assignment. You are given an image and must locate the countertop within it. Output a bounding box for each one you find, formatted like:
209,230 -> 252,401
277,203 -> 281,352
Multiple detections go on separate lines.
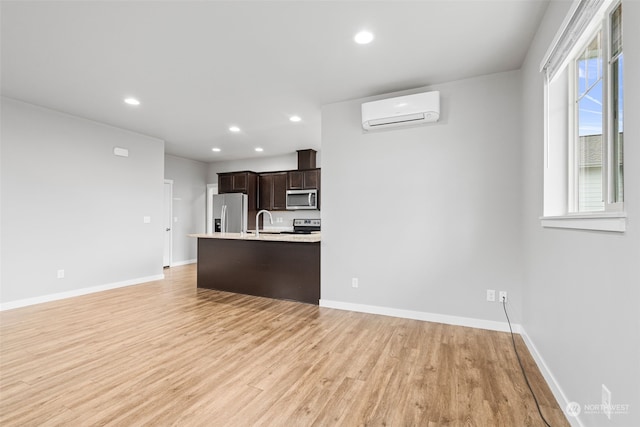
188,232 -> 321,243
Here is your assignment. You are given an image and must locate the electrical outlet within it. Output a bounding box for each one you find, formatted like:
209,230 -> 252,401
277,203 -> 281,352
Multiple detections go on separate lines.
499,291 -> 508,302
602,384 -> 611,419
57,269 -> 65,279
352,278 -> 359,288
486,289 -> 496,302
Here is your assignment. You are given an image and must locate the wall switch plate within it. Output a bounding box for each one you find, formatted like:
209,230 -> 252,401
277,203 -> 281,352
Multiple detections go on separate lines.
57,269 -> 65,279
486,289 -> 496,302
499,291 -> 508,302
602,384 -> 611,419
352,278 -> 359,288
143,216 -> 151,224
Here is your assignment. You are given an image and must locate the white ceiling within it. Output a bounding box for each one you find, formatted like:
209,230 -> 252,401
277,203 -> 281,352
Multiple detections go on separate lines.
1,0 -> 549,163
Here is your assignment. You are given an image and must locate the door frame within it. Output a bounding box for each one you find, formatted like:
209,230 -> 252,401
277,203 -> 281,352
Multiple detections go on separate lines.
206,183 -> 218,233
163,179 -> 174,267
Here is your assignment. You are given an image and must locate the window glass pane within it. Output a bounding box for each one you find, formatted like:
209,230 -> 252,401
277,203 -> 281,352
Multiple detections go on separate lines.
580,33 -> 601,90
576,32 -> 604,212
577,125 -> 604,211
578,60 -> 587,96
617,54 -> 624,131
612,53 -> 624,202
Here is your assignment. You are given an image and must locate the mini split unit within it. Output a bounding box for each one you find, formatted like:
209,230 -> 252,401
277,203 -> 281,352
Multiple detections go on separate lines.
361,90 -> 440,131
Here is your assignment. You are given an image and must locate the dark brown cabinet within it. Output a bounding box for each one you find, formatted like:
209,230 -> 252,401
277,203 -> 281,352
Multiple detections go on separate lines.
287,169 -> 320,190
258,172 -> 287,211
197,237 -> 320,304
217,171 -> 258,229
218,171 -> 253,194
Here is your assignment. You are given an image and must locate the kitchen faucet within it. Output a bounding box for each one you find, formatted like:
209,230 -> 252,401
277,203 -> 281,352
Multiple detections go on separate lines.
255,210 -> 273,237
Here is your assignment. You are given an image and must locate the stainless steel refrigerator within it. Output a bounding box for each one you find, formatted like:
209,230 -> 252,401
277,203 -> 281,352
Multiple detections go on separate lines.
212,193 -> 248,233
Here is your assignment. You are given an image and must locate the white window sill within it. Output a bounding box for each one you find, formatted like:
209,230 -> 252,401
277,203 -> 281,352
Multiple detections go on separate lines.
540,212 -> 627,232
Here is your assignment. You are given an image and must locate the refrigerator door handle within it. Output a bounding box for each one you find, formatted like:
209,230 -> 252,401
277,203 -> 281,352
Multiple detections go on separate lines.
221,205 -> 226,233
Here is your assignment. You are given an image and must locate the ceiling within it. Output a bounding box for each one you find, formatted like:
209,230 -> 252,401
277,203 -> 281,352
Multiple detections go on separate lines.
1,0 -> 549,163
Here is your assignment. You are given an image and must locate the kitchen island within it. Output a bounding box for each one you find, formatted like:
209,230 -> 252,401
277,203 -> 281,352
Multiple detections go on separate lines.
189,232 -> 320,304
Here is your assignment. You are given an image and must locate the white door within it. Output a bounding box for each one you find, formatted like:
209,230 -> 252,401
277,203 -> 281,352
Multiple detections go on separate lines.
163,180 -> 173,267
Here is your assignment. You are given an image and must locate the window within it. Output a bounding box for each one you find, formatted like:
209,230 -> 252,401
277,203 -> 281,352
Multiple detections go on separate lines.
540,0 -> 625,232
610,4 -> 624,205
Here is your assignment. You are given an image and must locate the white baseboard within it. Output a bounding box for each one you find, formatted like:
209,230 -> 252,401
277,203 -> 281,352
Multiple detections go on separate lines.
319,299 -> 521,333
519,327 -> 583,427
0,274 -> 165,311
171,259 -> 196,267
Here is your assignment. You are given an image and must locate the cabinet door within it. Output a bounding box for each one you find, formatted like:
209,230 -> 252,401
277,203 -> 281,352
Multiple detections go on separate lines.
258,173 -> 287,210
303,170 -> 319,189
219,175 -> 233,193
232,173 -> 248,192
272,173 -> 288,210
287,171 -> 304,190
258,174 -> 273,210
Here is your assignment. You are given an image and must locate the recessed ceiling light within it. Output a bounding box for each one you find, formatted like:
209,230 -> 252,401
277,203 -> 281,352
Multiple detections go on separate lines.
290,115 -> 301,122
354,30 -> 374,45
124,97 -> 140,106
211,148 -> 221,152
255,147 -> 264,152
229,126 -> 241,132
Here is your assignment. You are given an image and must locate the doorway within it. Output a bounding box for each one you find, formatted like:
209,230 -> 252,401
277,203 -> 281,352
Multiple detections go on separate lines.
206,183 -> 218,233
163,179 -> 173,267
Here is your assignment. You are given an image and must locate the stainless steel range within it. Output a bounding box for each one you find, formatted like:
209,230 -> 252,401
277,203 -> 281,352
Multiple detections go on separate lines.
282,218 -> 320,235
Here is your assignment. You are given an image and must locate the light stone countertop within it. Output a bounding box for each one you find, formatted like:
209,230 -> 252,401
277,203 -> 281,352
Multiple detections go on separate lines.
188,232 -> 321,243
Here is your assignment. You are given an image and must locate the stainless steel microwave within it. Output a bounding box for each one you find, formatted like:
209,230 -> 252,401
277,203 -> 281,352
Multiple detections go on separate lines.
286,189 -> 318,210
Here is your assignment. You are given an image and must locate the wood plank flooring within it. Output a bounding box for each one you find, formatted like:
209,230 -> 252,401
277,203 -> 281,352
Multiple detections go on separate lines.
0,264 -> 569,426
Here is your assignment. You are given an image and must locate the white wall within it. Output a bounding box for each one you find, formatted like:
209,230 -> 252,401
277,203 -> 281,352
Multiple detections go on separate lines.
320,71 -> 523,325
208,152 -> 322,229
520,2 -> 640,426
164,154 -> 208,264
0,98 -> 165,307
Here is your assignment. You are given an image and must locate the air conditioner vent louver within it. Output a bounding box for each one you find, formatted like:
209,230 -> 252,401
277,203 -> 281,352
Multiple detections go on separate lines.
362,91 -> 440,131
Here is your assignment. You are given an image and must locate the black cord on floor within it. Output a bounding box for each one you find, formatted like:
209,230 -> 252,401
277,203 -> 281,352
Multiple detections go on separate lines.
502,298 -> 553,427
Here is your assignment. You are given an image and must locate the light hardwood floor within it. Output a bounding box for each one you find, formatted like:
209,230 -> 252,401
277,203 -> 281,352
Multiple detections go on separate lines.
0,264 -> 569,426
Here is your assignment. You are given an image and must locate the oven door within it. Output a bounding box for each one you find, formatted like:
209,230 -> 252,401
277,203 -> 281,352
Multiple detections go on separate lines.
286,189 -> 317,210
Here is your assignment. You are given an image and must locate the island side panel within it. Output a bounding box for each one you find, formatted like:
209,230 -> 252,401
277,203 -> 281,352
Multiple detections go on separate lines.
197,238 -> 320,304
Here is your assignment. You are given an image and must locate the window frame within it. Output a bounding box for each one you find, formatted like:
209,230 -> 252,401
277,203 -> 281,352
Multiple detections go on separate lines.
540,0 -> 626,232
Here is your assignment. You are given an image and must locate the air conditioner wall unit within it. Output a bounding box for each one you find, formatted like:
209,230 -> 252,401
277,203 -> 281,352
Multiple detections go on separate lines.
361,90 -> 440,131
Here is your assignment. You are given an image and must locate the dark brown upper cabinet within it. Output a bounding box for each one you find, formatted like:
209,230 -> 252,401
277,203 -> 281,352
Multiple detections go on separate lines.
218,171 -> 255,194
217,171 -> 259,229
258,172 -> 288,211
287,168 -> 320,190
